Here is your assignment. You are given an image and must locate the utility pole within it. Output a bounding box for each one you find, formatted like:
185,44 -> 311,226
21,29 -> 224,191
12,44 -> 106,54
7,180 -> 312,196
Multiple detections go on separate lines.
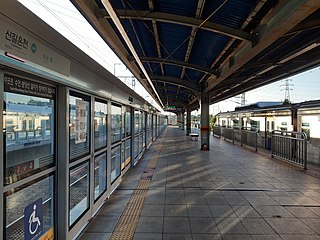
240,93 -> 246,105
280,79 -> 293,102
131,76 -> 136,90
235,93 -> 246,105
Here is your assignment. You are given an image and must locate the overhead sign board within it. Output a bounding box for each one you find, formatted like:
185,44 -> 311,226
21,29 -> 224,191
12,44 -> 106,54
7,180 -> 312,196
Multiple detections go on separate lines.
163,106 -> 176,111
0,18 -> 71,76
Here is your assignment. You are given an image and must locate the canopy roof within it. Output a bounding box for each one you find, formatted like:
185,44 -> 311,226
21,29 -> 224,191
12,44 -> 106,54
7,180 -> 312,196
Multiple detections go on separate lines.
72,0 -> 320,112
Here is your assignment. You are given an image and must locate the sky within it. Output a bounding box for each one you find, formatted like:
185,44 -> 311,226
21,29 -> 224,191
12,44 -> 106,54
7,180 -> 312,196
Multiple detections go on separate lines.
17,0 -> 320,115
17,0 -> 161,110
210,67 -> 320,114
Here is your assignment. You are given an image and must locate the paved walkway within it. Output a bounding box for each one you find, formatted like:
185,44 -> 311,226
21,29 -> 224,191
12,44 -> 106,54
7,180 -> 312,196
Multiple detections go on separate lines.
79,126 -> 320,240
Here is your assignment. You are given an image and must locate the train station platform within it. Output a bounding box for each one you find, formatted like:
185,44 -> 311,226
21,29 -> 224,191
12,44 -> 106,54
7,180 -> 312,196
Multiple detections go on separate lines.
78,126 -> 320,240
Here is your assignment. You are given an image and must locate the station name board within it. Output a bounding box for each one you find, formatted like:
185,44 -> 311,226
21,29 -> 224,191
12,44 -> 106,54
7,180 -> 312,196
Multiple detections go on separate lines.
0,18 -> 71,76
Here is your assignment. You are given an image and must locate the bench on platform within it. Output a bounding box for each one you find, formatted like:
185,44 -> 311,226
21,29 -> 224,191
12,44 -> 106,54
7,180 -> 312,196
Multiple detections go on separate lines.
190,133 -> 199,141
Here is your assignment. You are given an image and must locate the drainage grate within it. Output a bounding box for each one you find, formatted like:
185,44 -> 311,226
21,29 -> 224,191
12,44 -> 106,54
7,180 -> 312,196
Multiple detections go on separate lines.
110,142 -> 162,240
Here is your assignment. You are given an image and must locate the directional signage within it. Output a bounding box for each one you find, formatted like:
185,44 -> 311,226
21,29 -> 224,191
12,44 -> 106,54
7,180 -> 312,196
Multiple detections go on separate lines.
163,106 -> 176,111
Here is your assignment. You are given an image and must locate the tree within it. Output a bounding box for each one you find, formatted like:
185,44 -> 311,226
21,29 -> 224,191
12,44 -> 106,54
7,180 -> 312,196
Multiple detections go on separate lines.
283,99 -> 291,105
209,114 -> 216,131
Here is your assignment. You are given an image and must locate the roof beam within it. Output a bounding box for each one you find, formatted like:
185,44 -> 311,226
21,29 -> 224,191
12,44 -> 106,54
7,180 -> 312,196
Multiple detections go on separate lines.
156,86 -> 195,94
100,0 -> 163,107
148,0 -> 164,75
199,0 -> 267,84
165,92 -> 188,98
166,98 -> 188,106
161,95 -> 187,107
286,18 -> 320,36
186,97 -> 200,111
134,56 -> 219,76
180,0 -> 206,79
161,93 -> 193,103
206,0 -> 320,92
100,10 -> 254,41
73,1 -> 142,83
73,0 -> 163,106
150,75 -> 201,95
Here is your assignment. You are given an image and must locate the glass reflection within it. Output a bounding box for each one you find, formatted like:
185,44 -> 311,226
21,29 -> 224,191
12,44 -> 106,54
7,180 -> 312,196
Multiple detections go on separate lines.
69,94 -> 90,161
121,142 -> 125,170
4,92 -> 54,184
111,146 -> 121,182
148,129 -> 152,144
69,162 -> 89,226
111,104 -> 121,143
125,139 -> 131,166
94,153 -> 107,200
139,134 -> 143,153
134,110 -> 140,135
125,108 -> 132,136
94,101 -> 107,150
141,111 -> 145,132
134,135 -> 139,159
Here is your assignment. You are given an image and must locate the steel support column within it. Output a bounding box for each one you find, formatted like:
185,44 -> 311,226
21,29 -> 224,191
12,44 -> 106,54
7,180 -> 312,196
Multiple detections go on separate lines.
200,91 -> 210,150
186,109 -> 191,135
177,112 -> 180,128
291,107 -> 298,131
181,111 -> 185,130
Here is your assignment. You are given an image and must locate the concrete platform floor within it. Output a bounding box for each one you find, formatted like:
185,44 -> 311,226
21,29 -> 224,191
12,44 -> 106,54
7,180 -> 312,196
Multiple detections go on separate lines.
79,126 -> 320,240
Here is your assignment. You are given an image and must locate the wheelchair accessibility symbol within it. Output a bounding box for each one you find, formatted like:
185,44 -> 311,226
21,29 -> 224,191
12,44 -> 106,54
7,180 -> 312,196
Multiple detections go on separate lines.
24,198 -> 43,240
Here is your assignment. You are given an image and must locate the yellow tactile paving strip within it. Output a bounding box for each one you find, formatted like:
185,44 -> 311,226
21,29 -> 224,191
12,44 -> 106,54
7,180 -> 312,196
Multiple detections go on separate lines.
110,140 -> 163,240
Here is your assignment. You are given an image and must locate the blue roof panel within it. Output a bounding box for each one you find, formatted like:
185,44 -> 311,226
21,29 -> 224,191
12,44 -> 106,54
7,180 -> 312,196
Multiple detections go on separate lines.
148,62 -> 162,76
166,83 -> 177,88
167,90 -> 177,95
189,29 -> 229,68
184,69 -> 206,82
157,22 -> 191,61
122,20 -> 157,58
155,0 -> 198,17
164,65 -> 183,79
202,0 -> 258,28
109,0 -> 149,10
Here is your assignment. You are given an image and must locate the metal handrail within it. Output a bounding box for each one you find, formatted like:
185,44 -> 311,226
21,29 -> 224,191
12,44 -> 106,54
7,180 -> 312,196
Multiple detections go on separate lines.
214,127 -> 308,169
240,127 -> 258,152
212,126 -> 222,138
271,130 -> 307,169
221,126 -> 234,143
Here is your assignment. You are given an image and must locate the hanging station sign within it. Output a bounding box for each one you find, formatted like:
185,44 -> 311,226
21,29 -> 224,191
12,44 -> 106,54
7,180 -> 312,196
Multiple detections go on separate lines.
163,106 -> 176,111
